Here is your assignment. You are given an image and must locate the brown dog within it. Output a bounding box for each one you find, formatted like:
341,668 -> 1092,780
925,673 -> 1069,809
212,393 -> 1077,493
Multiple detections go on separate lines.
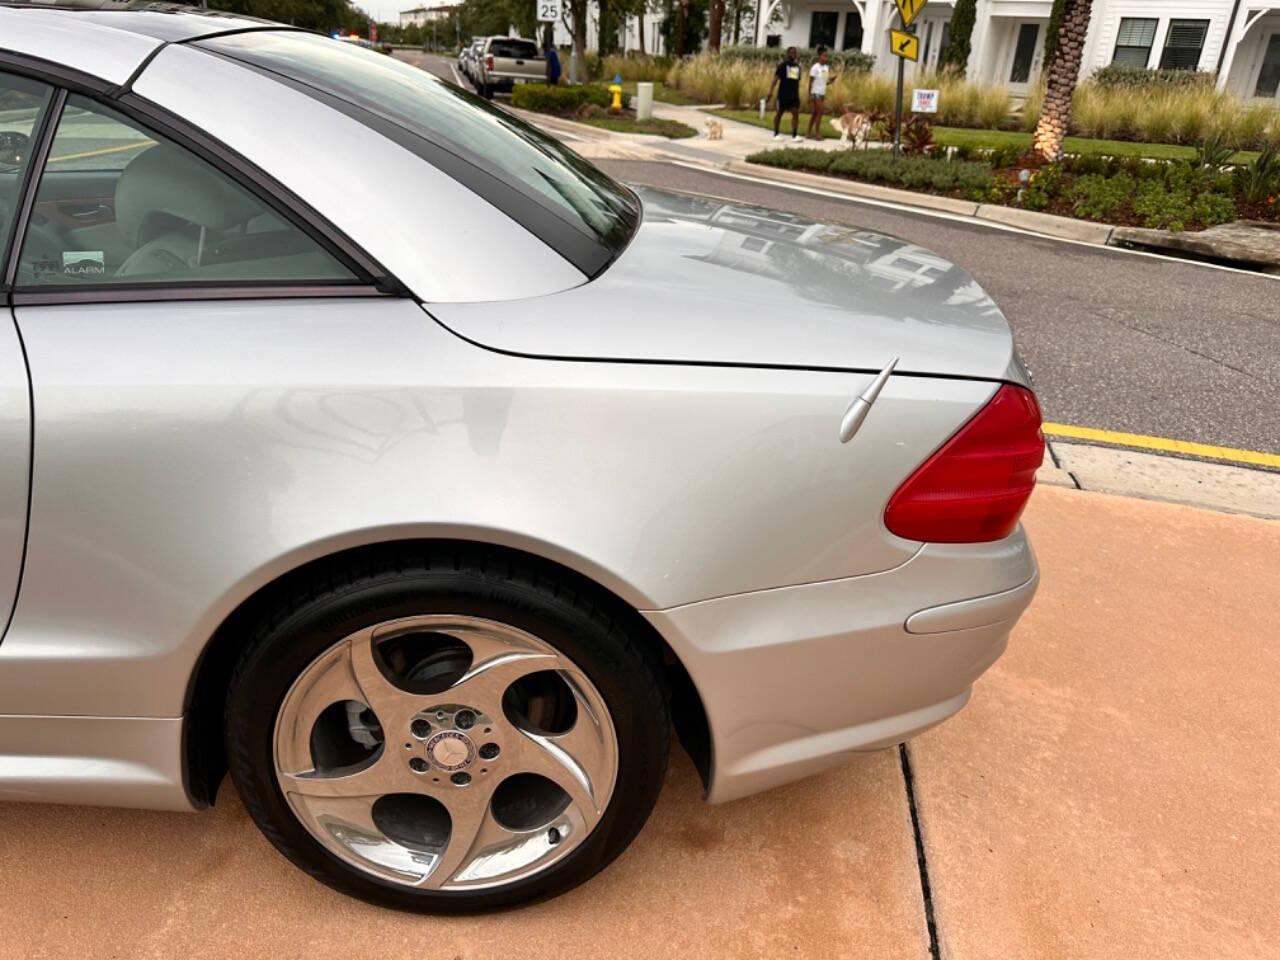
704,117 -> 724,140
834,107 -> 872,148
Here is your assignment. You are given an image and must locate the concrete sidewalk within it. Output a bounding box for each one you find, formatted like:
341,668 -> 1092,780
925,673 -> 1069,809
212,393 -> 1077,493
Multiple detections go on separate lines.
0,485 -> 1276,958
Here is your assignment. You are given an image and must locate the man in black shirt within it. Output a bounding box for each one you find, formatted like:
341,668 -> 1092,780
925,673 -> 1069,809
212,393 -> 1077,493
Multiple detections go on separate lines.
766,46 -> 802,141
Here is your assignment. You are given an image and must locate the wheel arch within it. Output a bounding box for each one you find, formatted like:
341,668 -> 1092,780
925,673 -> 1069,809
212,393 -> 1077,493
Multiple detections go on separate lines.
183,537 -> 712,808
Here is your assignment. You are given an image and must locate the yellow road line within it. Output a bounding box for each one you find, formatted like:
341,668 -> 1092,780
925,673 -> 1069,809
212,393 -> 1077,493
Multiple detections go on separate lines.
1043,422 -> 1280,469
48,140 -> 154,164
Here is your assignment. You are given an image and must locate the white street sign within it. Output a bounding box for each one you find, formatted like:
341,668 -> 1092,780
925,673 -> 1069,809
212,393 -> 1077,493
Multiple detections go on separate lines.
537,0 -> 560,22
912,88 -> 939,113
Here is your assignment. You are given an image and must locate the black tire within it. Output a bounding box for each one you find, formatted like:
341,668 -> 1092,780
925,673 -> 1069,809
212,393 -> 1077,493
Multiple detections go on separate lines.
225,547 -> 670,913
482,82 -> 494,100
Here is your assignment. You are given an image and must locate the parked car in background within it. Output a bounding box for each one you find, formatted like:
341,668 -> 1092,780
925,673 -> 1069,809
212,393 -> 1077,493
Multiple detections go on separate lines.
0,4 -> 1043,915
473,36 -> 543,99
459,37 -> 484,84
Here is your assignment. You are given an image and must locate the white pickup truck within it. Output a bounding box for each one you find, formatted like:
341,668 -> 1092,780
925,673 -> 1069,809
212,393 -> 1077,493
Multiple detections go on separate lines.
474,36 -> 544,99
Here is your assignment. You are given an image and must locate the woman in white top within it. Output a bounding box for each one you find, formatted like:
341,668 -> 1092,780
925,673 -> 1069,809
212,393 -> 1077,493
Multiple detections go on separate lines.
806,46 -> 832,141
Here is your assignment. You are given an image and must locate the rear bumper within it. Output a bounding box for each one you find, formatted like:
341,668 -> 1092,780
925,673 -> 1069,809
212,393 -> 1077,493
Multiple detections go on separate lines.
645,528 -> 1038,803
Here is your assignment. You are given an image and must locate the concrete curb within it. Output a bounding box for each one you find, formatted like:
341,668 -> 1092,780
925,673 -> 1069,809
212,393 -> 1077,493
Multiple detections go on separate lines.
650,151 -> 1126,245
715,160 -> 983,216
974,203 -> 1116,244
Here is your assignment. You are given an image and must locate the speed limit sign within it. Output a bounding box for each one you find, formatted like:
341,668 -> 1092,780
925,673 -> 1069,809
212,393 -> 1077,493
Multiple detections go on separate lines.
537,0 -> 560,21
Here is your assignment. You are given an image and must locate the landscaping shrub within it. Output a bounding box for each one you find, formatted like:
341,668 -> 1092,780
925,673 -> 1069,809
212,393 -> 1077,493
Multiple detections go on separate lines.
745,148 -> 839,172
1069,172 -> 1135,220
1090,64 -> 1216,89
1190,191 -> 1237,225
939,0 -> 976,72
601,53 -> 672,82
1234,144 -> 1280,204
511,83 -> 629,114
719,44 -> 875,73
1018,163 -> 1063,211
825,151 -> 994,196
1133,178 -> 1194,230
668,56 -> 1011,128
1195,133 -> 1235,171
1049,82 -> 1280,149
747,147 -> 996,197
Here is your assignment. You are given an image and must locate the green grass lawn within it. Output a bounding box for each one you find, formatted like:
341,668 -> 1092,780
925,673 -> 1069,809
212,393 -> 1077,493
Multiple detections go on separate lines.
578,115 -> 698,138
710,108 -> 1261,163
713,107 -> 843,140
634,81 -> 700,106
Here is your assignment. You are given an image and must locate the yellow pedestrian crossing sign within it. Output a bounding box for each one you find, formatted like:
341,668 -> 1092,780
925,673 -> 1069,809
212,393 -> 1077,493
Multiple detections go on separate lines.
890,29 -> 919,62
896,0 -> 927,28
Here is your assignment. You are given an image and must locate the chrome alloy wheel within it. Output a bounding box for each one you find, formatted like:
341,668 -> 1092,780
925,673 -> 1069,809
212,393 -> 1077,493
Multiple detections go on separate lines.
272,615 -> 619,890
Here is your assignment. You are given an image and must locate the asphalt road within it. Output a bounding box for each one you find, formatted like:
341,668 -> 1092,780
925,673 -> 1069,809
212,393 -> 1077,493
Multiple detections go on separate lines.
407,51 -> 1280,455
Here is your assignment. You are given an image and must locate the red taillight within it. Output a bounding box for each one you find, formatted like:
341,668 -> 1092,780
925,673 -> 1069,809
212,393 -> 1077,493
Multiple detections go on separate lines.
485,55 -> 494,69
884,384 -> 1044,543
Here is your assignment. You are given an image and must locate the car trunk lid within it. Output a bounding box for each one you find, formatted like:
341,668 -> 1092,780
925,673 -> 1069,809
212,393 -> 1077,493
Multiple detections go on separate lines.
427,186 -> 1022,383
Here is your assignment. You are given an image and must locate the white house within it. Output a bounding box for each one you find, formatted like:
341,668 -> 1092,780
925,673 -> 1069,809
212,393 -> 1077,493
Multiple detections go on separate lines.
549,9 -> 671,55
753,0 -> 1280,100
399,4 -> 458,28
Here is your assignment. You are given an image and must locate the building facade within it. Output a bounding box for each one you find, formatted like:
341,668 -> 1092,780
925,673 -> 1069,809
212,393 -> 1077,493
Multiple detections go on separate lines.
399,4 -> 459,29
550,10 -> 671,55
753,0 -> 1280,100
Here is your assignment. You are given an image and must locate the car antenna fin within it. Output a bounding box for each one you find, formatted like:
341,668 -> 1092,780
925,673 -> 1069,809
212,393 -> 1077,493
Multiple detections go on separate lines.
839,357 -> 898,444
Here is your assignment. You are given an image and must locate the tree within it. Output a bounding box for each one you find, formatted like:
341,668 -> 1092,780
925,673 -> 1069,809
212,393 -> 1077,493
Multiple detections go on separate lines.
1042,0 -> 1067,65
217,0 -> 368,33
729,0 -> 753,44
661,0 -> 706,55
599,0 -> 648,56
566,0 -> 589,78
938,0 -> 976,73
707,0 -> 724,53
1032,0 -> 1093,160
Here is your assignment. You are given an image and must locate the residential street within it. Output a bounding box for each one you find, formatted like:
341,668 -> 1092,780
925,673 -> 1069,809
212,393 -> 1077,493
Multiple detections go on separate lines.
2,484 -> 1275,960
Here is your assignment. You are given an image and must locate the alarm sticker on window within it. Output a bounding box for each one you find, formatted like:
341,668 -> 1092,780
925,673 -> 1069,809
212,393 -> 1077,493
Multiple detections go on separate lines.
62,251 -> 105,277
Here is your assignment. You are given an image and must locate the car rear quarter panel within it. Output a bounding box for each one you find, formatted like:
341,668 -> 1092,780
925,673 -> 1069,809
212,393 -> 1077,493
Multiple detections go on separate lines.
0,298 -> 994,719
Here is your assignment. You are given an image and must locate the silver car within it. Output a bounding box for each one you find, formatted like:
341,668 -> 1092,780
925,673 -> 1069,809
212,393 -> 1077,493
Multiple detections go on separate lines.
0,7 -> 1043,912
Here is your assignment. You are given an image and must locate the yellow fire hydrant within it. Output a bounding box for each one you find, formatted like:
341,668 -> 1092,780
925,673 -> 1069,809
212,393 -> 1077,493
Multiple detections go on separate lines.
608,79 -> 623,114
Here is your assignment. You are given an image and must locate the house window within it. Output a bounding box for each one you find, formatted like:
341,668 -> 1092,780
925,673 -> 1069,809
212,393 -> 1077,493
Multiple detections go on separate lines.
842,10 -> 864,50
809,11 -> 838,49
1111,17 -> 1157,67
1158,19 -> 1209,71
766,34 -> 781,48
1256,34 -> 1280,98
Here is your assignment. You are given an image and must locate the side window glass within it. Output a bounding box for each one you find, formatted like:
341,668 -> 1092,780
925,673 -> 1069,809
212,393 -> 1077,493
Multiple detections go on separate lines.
16,94 -> 356,287
0,72 -> 55,271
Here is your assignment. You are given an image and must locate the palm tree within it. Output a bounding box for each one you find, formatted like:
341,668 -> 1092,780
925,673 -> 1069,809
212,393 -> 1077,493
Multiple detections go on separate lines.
1031,0 -> 1093,161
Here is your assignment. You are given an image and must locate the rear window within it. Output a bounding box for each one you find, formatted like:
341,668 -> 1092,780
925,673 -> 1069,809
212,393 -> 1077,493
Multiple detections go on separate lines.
198,31 -> 638,275
489,39 -> 539,59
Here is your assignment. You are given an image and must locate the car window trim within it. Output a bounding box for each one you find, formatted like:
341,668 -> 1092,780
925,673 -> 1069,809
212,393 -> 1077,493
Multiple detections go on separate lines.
0,50 -> 407,302
11,284 -> 387,306
189,43 -> 635,279
2,87 -> 65,289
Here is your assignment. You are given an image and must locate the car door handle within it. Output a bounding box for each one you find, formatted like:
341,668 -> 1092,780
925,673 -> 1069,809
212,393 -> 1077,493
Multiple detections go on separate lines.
839,357 -> 897,443
65,204 -> 110,220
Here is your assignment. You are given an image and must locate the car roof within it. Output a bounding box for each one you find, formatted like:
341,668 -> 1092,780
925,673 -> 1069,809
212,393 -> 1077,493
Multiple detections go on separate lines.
0,2 -> 281,83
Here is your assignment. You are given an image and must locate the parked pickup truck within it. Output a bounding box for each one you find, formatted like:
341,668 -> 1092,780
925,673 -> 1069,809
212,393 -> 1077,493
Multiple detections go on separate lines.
474,37 -> 544,99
